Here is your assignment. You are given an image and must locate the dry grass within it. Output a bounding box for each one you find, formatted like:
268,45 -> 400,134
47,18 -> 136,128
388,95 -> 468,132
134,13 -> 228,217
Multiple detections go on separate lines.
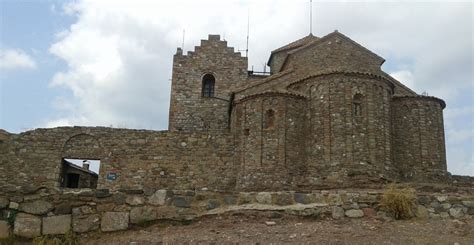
32,230 -> 78,245
380,185 -> 417,219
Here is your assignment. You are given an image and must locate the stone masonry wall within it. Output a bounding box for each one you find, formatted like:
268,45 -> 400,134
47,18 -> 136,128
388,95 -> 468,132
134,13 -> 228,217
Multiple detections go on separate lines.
168,34 -> 248,132
392,96 -> 447,181
0,187 -> 473,239
0,127 -> 236,193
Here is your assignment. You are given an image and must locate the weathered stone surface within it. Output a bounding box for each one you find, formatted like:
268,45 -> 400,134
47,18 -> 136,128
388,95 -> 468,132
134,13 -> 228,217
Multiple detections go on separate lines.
362,208 -> 376,217
206,199 -> 220,210
101,212 -> 129,232
19,200 -> 53,215
415,205 -> 429,218
0,220 -> 10,239
449,207 -> 464,218
126,196 -> 145,206
72,205 -> 95,216
256,192 -> 272,204
332,206 -> 345,219
54,203 -> 72,215
95,189 -> 111,198
0,197 -> 8,209
417,196 -> 431,205
345,209 -> 364,218
43,215 -> 71,235
72,214 -> 100,233
148,190 -> 167,206
13,213 -> 41,238
273,193 -> 294,206
223,195 -> 237,205
130,206 -> 156,224
294,193 -> 310,204
172,196 -> 190,208
461,200 -> 474,208
9,202 -> 19,210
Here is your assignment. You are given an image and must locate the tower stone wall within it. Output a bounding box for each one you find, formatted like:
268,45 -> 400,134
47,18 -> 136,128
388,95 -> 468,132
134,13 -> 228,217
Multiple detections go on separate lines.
168,34 -> 247,132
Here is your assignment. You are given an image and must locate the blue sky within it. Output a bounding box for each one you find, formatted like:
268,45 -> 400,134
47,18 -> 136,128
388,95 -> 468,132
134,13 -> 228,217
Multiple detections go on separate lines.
0,0 -> 472,176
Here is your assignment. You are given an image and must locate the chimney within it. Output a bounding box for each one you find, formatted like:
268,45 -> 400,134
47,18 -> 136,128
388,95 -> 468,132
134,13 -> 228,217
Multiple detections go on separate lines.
82,160 -> 90,171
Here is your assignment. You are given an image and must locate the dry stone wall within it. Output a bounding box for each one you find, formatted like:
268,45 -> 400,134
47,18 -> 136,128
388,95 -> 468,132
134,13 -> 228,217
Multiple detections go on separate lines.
0,187 -> 473,238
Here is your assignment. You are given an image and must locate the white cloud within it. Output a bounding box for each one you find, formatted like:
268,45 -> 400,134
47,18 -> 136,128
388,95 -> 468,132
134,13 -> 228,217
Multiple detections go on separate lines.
44,0 -> 472,175
0,49 -> 37,70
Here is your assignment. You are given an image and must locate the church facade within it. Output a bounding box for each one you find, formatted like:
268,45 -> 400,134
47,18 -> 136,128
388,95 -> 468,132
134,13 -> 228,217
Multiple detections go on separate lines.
169,31 -> 447,189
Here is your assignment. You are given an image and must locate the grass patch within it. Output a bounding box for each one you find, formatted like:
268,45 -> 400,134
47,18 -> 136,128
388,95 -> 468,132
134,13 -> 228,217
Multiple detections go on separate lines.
32,230 -> 78,245
380,184 -> 416,219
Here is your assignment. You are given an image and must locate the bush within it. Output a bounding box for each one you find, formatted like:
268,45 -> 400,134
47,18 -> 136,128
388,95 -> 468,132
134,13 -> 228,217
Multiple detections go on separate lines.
380,185 -> 416,219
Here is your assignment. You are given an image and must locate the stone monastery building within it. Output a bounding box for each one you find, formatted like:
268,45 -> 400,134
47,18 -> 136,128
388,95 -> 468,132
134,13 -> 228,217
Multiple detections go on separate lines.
0,31 -> 448,192
169,31 -> 447,189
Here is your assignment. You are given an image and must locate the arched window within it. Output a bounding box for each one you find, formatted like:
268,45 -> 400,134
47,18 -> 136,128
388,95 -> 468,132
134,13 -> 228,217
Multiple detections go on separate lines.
264,109 -> 275,129
202,74 -> 215,97
353,93 -> 363,116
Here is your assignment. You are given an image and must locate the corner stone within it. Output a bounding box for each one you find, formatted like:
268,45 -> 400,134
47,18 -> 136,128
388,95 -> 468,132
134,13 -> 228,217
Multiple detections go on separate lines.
101,212 -> 129,232
43,215 -> 71,235
14,213 -> 41,238
345,209 -> 364,218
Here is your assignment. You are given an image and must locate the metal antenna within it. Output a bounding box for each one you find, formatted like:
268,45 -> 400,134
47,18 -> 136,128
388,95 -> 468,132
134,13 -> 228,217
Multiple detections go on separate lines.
182,29 -> 185,49
245,9 -> 249,57
310,0 -> 313,35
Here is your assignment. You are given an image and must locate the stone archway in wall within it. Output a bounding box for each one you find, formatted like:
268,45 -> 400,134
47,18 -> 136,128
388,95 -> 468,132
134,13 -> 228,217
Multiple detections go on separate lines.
60,134 -> 104,188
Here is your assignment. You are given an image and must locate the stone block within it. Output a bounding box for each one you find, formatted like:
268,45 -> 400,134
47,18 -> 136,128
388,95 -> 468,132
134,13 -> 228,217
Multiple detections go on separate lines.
461,200 -> 474,208
206,199 -> 220,210
332,206 -> 345,219
72,214 -> 100,233
101,212 -> 129,232
0,220 -> 10,239
14,213 -> 41,238
43,215 -> 71,235
54,203 -> 72,215
0,197 -> 8,209
172,196 -> 190,208
345,209 -> 364,218
19,200 -> 53,215
415,205 -> 429,219
294,193 -> 310,204
130,206 -> 156,224
9,202 -> 19,210
72,205 -> 95,216
223,195 -> 237,205
362,208 -> 376,217
126,196 -> 145,206
449,207 -> 464,218
256,192 -> 272,204
148,190 -> 167,206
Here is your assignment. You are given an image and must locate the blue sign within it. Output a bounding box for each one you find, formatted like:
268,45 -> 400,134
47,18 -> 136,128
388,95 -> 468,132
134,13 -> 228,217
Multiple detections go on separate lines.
106,172 -> 117,181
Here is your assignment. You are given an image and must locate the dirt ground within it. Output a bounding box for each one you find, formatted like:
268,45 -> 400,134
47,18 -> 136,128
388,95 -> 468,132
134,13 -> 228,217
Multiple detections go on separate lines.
80,212 -> 474,245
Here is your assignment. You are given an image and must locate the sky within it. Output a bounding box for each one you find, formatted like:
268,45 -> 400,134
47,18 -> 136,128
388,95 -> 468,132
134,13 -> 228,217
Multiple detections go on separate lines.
0,0 -> 472,176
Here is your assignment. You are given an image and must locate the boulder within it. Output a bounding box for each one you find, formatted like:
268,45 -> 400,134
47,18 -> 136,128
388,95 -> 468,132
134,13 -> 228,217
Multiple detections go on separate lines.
461,200 -> 474,208
223,195 -> 237,205
148,190 -> 167,206
0,220 -> 9,239
206,199 -> 220,210
101,212 -> 129,232
294,193 -> 310,204
362,208 -> 376,218
273,193 -> 294,206
13,213 -> 41,238
130,206 -> 156,224
72,214 -> 100,233
19,200 -> 53,215
43,215 -> 71,235
415,205 -> 429,219
345,209 -> 364,218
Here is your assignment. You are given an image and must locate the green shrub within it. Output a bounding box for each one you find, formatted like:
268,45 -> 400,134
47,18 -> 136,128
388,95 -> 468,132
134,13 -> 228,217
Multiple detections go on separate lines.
380,185 -> 416,219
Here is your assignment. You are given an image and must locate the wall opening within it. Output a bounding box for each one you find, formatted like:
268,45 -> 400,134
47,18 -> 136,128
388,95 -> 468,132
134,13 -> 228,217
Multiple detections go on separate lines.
353,93 -> 363,116
202,74 -> 215,97
60,158 -> 100,189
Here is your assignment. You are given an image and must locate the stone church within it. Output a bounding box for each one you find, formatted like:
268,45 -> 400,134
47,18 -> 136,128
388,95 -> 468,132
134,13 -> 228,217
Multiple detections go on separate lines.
169,31 -> 447,189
